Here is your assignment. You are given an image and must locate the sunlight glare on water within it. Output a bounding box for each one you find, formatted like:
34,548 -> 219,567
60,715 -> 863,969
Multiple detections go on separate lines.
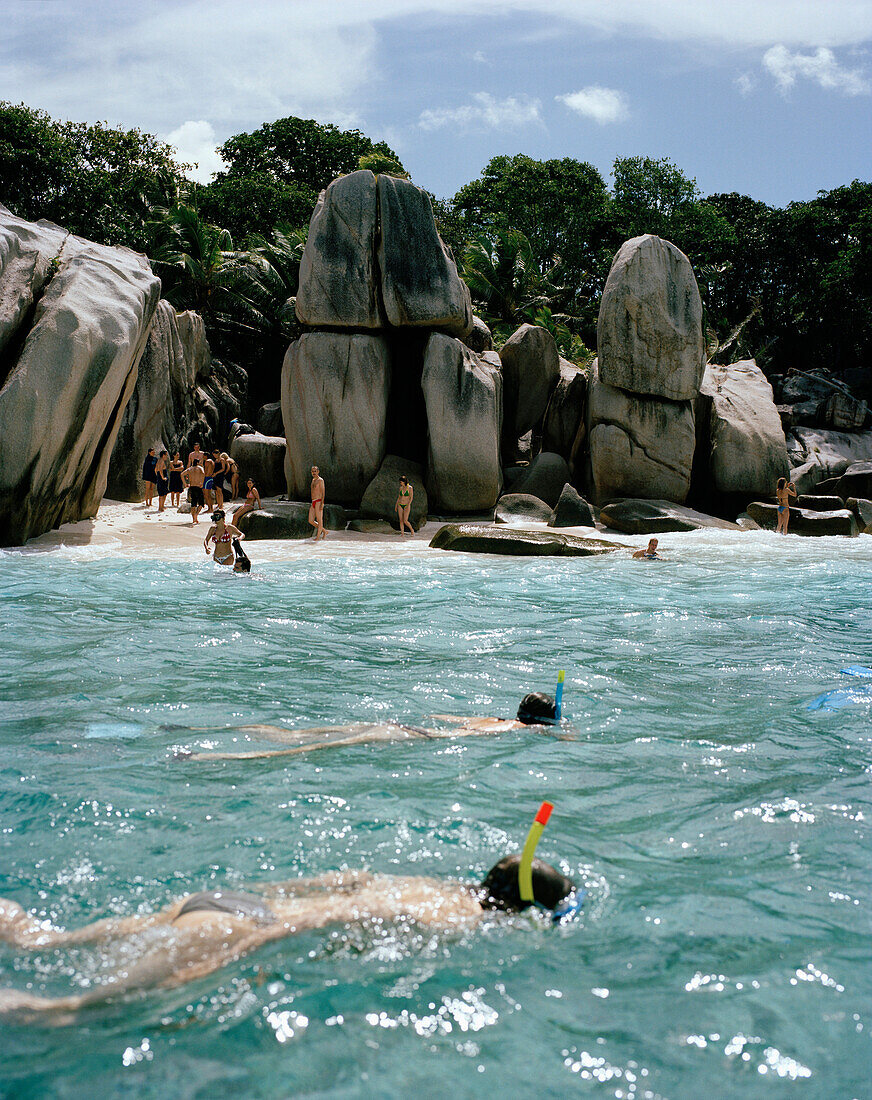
0,529 -> 870,1098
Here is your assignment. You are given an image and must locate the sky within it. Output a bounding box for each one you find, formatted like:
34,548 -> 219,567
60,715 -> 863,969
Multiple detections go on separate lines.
4,0 -> 872,206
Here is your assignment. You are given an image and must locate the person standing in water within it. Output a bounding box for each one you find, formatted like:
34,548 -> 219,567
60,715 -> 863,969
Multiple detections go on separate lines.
775,477 -> 797,534
309,466 -> 326,540
0,857 -> 577,1022
632,538 -> 661,559
204,510 -> 245,566
395,475 -> 414,536
182,458 -> 206,525
169,451 -> 185,509
141,447 -> 157,507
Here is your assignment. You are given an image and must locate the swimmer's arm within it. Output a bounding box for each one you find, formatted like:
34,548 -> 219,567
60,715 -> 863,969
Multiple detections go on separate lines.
631,549 -> 646,558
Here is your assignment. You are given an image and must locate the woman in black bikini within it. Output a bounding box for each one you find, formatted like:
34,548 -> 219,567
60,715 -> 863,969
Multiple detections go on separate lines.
203,510 -> 245,566
155,450 -> 170,513
395,475 -> 414,535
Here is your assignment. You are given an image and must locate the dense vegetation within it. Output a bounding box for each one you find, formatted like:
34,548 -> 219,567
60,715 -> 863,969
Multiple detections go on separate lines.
2,101 -> 869,409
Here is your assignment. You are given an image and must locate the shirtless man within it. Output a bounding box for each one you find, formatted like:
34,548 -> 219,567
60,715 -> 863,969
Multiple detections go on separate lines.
187,442 -> 204,469
309,465 -> 326,540
0,857 -> 577,1023
775,477 -> 797,534
177,691 -> 564,762
632,538 -> 661,559
181,457 -> 206,525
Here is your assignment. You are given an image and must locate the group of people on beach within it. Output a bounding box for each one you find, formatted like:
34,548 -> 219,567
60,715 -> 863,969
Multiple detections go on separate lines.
141,444 -> 239,520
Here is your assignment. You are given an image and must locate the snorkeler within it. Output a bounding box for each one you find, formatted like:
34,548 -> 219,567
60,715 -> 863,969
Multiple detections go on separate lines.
232,537 -> 251,574
0,856 -> 577,1023
176,691 -> 567,762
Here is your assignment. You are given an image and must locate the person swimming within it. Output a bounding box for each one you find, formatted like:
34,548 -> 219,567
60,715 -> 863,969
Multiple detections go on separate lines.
632,538 -> 661,560
176,692 -> 567,762
0,856 -> 577,1022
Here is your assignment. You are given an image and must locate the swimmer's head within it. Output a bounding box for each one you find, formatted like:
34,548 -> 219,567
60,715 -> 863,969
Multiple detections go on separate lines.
233,558 -> 251,573
212,510 -> 225,522
517,691 -> 557,725
479,854 -> 574,913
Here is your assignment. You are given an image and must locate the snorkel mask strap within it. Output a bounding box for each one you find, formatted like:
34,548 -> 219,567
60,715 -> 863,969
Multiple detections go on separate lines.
535,670 -> 565,726
518,800 -> 553,904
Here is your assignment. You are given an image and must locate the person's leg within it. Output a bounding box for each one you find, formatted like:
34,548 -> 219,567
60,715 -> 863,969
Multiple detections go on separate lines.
192,506 -> 200,525
316,503 -> 326,539
783,507 -> 790,534
308,505 -> 317,534
215,486 -> 224,507
158,494 -> 166,513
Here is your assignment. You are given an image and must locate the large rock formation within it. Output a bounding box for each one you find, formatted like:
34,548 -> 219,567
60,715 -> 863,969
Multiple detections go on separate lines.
295,170 -> 380,329
421,334 -> 502,512
0,206 -> 160,544
107,304 -> 246,501
499,323 -> 560,445
494,493 -> 552,524
587,358 -> 696,503
597,235 -> 705,401
377,175 -> 472,335
508,452 -> 571,509
786,428 -> 872,493
282,331 -> 390,504
541,358 -> 587,462
599,499 -> 741,533
430,523 -> 621,557
746,502 -> 858,536
230,432 -> 287,497
360,454 -> 428,530
694,360 -> 789,501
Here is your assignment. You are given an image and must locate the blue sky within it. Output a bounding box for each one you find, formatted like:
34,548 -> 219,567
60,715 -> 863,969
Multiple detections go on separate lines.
4,0 -> 872,205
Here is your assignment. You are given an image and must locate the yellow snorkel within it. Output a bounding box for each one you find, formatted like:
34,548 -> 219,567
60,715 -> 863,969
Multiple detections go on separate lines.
518,800 -> 554,903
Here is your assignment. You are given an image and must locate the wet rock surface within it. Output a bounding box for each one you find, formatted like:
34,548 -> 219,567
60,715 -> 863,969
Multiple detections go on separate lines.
429,523 -> 622,557
599,498 -> 741,534
494,493 -> 552,524
237,500 -> 347,539
745,502 -> 858,536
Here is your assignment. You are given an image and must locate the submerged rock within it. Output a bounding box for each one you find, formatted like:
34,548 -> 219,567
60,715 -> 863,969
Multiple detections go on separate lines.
281,331 -> 390,505
237,500 -> 346,539
599,499 -> 741,534
0,205 -> 160,545
360,454 -> 428,530
494,493 -> 552,524
429,523 -> 621,557
598,234 -> 705,401
745,502 -> 858,536
548,484 -> 596,528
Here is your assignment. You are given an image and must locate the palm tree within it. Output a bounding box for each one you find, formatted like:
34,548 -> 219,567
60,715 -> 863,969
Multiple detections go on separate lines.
147,202 -> 238,321
224,222 -> 307,346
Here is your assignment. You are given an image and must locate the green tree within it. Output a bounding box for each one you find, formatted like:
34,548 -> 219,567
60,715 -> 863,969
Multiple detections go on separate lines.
358,151 -> 408,178
148,202 -> 237,320
0,102 -> 189,251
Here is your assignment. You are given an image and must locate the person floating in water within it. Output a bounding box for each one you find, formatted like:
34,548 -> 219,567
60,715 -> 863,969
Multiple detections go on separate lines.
775,477 -> 797,534
632,538 -> 661,559
0,857 -> 577,1023
232,537 -> 251,574
177,691 -> 566,762
309,465 -> 326,540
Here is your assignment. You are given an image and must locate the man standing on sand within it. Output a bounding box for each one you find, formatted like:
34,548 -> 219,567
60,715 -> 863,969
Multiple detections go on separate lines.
182,458 -> 206,525
309,466 -> 326,540
187,442 -> 203,468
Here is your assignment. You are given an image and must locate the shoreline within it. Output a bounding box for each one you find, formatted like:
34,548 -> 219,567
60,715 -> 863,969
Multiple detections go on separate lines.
6,497 -> 872,561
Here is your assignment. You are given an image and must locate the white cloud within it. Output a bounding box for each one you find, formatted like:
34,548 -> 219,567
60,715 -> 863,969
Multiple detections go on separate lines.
419,92 -> 542,130
763,45 -> 871,95
735,73 -> 757,96
165,121 -> 226,184
557,86 -> 629,124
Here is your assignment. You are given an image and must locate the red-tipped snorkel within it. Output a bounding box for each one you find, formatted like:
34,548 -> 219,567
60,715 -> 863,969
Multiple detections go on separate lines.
518,799 -> 585,923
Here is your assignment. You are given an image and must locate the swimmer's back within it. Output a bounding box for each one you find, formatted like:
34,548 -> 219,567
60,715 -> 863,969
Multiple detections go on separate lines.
174,890 -> 275,925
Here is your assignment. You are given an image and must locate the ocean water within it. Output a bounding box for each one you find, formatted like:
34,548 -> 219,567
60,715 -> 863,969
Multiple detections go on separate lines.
0,530 -> 870,1099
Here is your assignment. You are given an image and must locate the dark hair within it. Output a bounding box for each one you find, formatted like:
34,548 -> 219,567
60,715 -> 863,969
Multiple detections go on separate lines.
212,510 -> 225,522
479,854 -> 574,913
399,476 -> 408,484
192,458 -> 200,466
232,538 -> 250,572
777,477 -> 786,490
517,692 -> 556,725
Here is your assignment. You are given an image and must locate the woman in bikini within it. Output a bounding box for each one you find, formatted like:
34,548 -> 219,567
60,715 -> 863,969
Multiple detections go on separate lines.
775,477 -> 797,534
203,510 -> 245,566
232,479 -> 262,526
395,475 -> 414,535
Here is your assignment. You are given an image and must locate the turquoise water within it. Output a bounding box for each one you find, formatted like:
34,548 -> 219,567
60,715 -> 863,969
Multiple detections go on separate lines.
1,532 -> 871,1098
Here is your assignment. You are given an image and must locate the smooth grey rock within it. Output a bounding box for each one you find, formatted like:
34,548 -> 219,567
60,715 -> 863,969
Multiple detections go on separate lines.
499,323 -> 560,441
587,357 -> 695,504
502,466 -> 527,493
295,170 -> 380,328
347,518 -> 394,533
494,493 -> 552,524
237,500 -> 346,539
463,316 -> 493,353
429,523 -> 622,557
821,392 -> 869,431
281,332 -> 390,506
698,359 -> 789,497
542,358 -> 587,461
0,205 -> 160,545
421,333 -> 502,512
786,427 -> 872,489
360,454 -> 428,530
846,497 -> 872,533
377,175 -> 472,335
598,234 -> 705,401
746,502 -> 858,536
257,401 -> 284,437
230,433 -> 287,497
509,452 -> 571,508
735,513 -> 761,531
175,310 -> 211,383
795,495 -> 846,511
779,373 -> 833,404
836,462 -> 872,501
599,499 -> 740,534
548,484 -> 596,528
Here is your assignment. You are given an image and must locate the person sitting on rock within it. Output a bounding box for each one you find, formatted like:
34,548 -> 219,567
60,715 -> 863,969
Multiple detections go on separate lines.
232,479 -> 262,527
0,857 -> 577,1023
775,477 -> 797,534
632,538 -> 661,559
